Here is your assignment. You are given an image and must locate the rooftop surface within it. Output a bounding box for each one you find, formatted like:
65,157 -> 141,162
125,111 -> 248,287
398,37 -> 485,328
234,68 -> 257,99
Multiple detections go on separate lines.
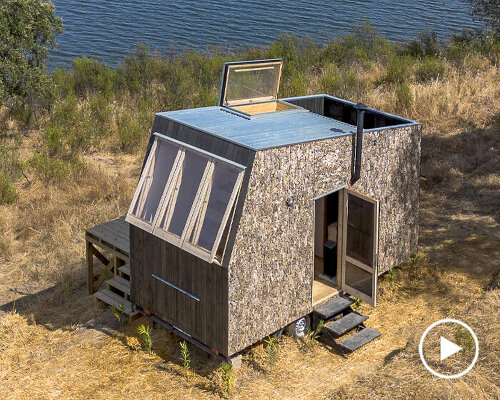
156,106 -> 357,150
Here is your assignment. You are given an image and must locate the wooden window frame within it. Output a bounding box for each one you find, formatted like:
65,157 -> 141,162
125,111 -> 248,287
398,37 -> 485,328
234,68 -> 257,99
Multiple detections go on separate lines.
127,134 -> 245,265
125,139 -> 162,233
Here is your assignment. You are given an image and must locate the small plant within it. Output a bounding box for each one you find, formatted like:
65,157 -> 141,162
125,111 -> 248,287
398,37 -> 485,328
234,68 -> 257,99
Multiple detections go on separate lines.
110,303 -> 125,328
179,340 -> 191,370
351,296 -> 363,311
220,361 -> 234,396
387,268 -> 395,287
303,320 -> 325,350
0,174 -> 17,205
137,324 -> 153,352
410,253 -> 419,267
454,326 -> 475,354
395,81 -> 413,111
263,335 -> 278,369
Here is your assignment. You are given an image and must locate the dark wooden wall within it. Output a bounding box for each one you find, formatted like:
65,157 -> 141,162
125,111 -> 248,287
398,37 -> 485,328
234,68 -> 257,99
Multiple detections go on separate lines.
130,225 -> 229,354
287,96 -> 407,129
143,114 -> 255,171
130,115 -> 256,356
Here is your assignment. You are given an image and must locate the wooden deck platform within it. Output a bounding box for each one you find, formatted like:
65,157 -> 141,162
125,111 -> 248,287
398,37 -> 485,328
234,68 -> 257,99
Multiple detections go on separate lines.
86,216 -> 130,294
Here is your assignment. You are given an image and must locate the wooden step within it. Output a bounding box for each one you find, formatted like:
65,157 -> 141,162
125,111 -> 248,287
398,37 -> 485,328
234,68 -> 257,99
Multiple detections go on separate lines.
314,295 -> 354,320
118,263 -> 130,277
323,312 -> 368,337
105,275 -> 131,296
94,289 -> 138,317
337,327 -> 381,353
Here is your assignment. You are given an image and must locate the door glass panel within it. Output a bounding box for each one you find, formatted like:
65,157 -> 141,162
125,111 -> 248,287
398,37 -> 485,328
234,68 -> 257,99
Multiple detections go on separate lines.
131,139 -> 178,223
195,162 -> 239,251
345,261 -> 373,297
346,194 -> 374,266
166,150 -> 208,236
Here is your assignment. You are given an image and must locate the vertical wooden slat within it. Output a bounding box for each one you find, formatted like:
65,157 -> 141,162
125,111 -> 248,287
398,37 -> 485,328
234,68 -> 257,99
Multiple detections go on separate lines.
86,240 -> 94,295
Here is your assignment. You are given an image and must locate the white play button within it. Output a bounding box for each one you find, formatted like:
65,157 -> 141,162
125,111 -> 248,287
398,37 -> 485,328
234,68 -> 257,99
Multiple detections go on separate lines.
419,318 -> 479,379
440,336 -> 462,361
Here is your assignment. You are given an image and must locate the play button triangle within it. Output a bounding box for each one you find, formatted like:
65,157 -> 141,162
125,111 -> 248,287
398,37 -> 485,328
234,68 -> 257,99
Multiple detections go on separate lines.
440,336 -> 462,361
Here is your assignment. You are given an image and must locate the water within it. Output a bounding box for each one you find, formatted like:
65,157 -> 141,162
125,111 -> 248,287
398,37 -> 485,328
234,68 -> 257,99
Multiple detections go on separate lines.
49,0 -> 481,68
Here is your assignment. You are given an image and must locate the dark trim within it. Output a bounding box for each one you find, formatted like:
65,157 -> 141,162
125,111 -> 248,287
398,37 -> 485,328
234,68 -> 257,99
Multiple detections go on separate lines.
283,94 -> 419,127
150,315 -> 228,361
152,274 -> 200,302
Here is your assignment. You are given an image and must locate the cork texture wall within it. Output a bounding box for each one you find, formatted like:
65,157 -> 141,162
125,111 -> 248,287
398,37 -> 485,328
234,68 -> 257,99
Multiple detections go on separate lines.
227,124 -> 421,355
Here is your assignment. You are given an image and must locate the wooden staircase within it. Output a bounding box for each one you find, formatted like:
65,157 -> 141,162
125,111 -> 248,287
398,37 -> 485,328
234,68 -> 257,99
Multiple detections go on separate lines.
93,263 -> 140,321
313,295 -> 381,353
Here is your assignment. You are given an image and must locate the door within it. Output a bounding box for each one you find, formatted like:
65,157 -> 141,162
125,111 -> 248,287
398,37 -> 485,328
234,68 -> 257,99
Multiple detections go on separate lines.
340,189 -> 379,306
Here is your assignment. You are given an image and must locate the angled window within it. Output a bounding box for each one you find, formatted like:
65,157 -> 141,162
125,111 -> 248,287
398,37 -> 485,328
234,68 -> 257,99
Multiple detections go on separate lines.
126,134 -> 245,264
183,160 -> 242,261
125,139 -> 181,232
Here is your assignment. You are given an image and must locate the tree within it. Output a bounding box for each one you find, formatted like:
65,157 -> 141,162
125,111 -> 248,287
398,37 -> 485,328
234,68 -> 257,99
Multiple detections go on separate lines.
0,0 -> 62,109
468,0 -> 500,37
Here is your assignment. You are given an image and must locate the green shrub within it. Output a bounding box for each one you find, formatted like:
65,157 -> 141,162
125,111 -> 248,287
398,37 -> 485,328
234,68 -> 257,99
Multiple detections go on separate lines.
0,174 -> 17,204
401,31 -> 441,58
415,57 -> 445,81
320,64 -> 367,100
84,94 -> 113,139
72,57 -> 116,97
44,124 -> 63,156
383,55 -> 415,84
280,70 -> 308,97
29,152 -> 83,183
117,112 -> 144,152
395,82 -> 414,111
117,44 -> 156,93
320,23 -> 395,68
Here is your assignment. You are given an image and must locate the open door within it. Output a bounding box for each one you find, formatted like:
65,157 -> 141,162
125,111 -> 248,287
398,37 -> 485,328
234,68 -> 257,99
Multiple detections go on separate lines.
340,189 -> 379,306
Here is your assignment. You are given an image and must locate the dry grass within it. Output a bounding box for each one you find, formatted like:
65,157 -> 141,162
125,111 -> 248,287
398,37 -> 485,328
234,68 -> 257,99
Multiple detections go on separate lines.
0,57 -> 499,399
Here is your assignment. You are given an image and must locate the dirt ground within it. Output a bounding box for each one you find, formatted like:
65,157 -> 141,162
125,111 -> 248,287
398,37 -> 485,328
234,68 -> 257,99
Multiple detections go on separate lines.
0,63 -> 499,399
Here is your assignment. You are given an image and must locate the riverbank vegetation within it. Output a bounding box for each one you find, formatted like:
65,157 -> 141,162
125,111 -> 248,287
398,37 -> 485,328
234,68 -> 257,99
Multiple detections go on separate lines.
0,2 -> 499,399
1,22 -> 499,193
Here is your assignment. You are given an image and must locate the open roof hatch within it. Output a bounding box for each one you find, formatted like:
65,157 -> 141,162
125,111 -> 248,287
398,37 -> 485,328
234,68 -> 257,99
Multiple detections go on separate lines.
218,59 -> 301,116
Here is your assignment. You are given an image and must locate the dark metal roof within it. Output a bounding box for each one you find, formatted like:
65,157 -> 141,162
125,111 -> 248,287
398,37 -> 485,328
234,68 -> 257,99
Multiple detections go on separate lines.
156,106 -> 357,150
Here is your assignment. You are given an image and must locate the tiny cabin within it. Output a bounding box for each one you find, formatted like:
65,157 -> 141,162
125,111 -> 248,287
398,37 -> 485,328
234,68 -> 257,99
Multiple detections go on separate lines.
88,59 -> 421,360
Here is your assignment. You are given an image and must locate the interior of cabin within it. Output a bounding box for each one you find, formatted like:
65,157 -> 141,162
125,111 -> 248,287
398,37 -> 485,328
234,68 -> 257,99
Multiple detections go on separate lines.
313,190 -> 340,305
312,188 -> 379,306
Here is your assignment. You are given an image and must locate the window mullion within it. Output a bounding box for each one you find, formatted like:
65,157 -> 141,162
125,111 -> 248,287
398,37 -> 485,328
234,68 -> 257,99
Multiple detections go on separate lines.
128,139 -> 158,218
161,150 -> 185,231
150,147 -> 184,230
193,172 -> 213,244
209,170 -> 244,260
180,159 -> 214,245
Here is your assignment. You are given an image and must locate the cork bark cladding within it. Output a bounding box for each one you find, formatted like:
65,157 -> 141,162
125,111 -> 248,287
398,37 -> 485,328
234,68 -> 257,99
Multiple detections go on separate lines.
227,124 -> 421,354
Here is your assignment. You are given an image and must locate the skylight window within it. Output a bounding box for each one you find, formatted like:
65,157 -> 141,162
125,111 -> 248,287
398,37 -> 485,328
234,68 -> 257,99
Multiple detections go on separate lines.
218,59 -> 301,116
126,134 -> 245,264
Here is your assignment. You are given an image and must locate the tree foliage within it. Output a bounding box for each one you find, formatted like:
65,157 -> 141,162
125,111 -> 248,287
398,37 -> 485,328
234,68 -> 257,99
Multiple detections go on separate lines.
468,0 -> 500,37
0,0 -> 62,107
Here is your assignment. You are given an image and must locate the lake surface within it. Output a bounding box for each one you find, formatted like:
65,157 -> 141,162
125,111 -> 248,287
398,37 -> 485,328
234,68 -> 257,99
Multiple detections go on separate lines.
49,0 -> 481,68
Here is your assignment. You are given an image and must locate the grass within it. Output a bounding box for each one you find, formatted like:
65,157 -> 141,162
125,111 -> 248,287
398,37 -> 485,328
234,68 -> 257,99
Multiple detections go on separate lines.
0,29 -> 498,399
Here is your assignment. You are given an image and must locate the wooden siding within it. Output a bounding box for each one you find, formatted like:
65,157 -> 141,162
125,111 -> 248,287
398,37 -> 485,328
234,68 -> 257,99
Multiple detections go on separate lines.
150,114 -> 254,167
130,116 -> 256,356
130,224 -> 229,354
227,124 -> 421,355
287,96 -> 406,129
